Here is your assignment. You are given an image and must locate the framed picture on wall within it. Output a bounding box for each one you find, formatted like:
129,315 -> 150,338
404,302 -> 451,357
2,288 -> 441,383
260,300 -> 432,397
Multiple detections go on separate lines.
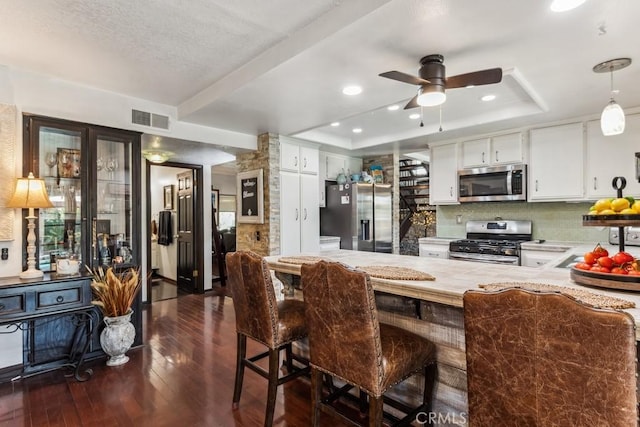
211,188 -> 219,225
237,169 -> 264,224
163,185 -> 174,210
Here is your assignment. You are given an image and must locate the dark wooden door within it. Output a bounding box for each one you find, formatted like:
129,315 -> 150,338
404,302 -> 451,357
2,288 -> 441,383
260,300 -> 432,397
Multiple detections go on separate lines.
177,170 -> 196,293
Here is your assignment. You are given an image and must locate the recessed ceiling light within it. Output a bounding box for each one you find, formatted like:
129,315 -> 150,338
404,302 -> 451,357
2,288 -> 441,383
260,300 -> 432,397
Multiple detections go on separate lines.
387,105 -> 400,111
342,85 -> 362,96
409,113 -> 420,120
481,94 -> 496,102
352,128 -> 363,133
550,0 -> 586,12
330,122 -> 340,127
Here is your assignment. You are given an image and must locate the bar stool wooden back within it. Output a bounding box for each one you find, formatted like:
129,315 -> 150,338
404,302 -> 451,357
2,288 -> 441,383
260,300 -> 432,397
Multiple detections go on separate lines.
226,250 -> 309,427
301,260 -> 437,427
464,288 -> 638,426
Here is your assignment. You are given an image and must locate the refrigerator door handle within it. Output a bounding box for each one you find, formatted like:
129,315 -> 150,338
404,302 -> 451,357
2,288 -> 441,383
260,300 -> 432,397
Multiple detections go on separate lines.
361,219 -> 371,241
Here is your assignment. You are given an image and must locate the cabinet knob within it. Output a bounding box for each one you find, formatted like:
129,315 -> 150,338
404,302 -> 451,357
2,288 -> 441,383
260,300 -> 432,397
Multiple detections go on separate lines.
294,156 -> 298,167
495,150 -> 499,162
593,177 -> 597,190
295,208 -> 299,221
482,152 -> 485,163
56,296 -> 64,303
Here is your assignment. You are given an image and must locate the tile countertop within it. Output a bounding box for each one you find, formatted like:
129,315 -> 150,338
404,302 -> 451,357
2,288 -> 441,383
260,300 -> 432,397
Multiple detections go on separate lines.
265,249 -> 640,339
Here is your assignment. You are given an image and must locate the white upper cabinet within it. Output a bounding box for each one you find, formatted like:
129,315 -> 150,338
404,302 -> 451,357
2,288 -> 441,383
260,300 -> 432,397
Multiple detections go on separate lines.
280,138 -> 318,174
491,133 -> 524,165
585,114 -> 640,200
462,133 -> 523,168
461,138 -> 490,168
430,143 -> 459,205
529,123 -> 584,201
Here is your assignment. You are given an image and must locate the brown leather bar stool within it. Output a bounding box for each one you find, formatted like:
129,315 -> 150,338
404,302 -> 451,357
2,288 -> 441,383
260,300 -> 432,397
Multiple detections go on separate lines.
464,288 -> 638,426
226,250 -> 309,427
301,260 -> 437,427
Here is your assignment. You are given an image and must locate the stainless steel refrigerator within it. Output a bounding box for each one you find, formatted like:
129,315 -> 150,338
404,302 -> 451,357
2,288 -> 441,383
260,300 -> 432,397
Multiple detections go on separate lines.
320,183 -> 392,253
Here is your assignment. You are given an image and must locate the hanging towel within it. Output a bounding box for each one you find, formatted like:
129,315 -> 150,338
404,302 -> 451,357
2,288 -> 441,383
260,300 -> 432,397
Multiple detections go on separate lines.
158,210 -> 173,246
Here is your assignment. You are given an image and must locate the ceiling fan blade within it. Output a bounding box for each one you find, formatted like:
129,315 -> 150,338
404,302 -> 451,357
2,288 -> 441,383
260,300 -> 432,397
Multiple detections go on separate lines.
404,95 -> 419,110
445,68 -> 503,89
379,71 -> 430,86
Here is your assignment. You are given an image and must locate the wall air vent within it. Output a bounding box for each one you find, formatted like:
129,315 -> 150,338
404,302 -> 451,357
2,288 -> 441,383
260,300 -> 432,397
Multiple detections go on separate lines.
132,109 -> 151,126
151,113 -> 170,130
131,110 -> 170,130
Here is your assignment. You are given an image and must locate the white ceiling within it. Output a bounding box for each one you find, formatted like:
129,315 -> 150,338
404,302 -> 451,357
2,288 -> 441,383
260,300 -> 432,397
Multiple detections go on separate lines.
1,0 -> 639,159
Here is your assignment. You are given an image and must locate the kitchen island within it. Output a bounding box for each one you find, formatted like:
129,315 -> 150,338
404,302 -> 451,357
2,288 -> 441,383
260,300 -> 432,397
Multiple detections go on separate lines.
266,250 -> 640,423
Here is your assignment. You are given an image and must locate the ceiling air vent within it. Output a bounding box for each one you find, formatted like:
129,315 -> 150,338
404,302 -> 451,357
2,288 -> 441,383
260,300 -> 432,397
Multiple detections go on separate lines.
132,109 -> 151,126
131,110 -> 170,130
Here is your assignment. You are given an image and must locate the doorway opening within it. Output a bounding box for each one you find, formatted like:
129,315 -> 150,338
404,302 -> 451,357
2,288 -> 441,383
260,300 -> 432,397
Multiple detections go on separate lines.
145,160 -> 205,303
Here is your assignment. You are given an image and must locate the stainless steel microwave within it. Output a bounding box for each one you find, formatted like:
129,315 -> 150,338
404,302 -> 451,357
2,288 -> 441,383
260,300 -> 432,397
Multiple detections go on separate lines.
458,164 -> 527,202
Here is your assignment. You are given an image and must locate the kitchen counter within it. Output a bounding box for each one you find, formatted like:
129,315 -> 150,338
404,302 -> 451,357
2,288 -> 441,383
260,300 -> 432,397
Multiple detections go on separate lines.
267,249 -> 640,335
267,250 -> 640,419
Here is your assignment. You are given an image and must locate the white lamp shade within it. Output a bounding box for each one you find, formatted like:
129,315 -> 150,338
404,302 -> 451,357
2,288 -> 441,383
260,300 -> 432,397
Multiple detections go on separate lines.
417,86 -> 446,107
600,100 -> 626,136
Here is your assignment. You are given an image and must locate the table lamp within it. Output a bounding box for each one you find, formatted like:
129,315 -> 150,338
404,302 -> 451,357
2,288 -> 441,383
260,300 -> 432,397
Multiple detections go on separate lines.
7,172 -> 54,279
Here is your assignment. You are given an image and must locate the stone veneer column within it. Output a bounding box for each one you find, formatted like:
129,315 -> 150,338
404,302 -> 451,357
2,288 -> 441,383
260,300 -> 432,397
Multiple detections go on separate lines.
235,133 -> 281,256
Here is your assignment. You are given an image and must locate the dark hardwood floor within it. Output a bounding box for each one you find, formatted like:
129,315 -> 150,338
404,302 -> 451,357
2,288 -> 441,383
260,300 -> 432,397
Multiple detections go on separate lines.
0,287 -> 355,427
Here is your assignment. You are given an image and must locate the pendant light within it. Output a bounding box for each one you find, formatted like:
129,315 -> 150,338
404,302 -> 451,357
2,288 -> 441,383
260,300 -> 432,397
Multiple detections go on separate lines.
593,58 -> 631,136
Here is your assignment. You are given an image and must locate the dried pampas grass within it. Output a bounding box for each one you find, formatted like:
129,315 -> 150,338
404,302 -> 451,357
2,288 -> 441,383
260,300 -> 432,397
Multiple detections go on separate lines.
87,266 -> 141,318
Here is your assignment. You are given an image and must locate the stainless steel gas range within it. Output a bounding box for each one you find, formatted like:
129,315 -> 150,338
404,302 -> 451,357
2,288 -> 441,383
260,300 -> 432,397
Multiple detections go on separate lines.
449,220 -> 533,265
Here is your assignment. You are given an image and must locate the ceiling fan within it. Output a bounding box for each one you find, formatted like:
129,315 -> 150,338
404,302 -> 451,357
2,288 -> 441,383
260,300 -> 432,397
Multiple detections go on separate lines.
379,54 -> 503,109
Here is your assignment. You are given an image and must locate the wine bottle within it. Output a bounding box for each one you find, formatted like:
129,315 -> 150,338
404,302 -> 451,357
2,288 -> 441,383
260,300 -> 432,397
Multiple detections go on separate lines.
100,234 -> 111,266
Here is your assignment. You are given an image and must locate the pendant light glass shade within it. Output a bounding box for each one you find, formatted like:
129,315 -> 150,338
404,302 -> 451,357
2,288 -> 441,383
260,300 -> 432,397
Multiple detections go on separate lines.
592,58 -> 632,137
601,100 -> 625,136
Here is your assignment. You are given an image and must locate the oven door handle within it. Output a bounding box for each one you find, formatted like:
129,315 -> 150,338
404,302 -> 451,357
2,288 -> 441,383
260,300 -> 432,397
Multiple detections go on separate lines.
449,253 -> 520,265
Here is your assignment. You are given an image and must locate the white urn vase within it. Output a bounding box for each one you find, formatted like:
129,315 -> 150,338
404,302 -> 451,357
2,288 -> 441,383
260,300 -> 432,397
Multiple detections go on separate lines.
100,309 -> 135,366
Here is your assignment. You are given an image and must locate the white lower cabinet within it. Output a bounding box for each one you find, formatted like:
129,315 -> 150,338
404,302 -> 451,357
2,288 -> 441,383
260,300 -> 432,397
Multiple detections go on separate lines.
418,242 -> 449,259
520,250 -> 566,268
280,172 -> 319,255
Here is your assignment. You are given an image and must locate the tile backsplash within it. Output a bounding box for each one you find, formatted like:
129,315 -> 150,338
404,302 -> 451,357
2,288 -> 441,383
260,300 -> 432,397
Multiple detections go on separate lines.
437,202 -> 610,243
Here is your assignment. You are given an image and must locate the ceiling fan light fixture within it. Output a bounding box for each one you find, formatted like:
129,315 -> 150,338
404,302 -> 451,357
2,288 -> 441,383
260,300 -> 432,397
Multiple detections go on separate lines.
143,150 -> 173,164
550,0 -> 586,12
417,85 -> 446,107
600,100 -> 625,136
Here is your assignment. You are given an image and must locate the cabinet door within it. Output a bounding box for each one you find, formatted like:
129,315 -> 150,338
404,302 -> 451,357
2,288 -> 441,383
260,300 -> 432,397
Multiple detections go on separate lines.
92,128 -> 140,269
461,138 -> 490,168
419,244 -> 449,258
300,174 -> 320,252
585,114 -> 640,199
346,156 -> 363,176
280,172 -> 301,255
529,123 -> 584,201
26,117 -> 87,272
430,143 -> 459,204
299,146 -> 319,175
521,250 -> 565,268
491,133 -> 523,165
325,154 -> 346,180
280,140 -> 300,172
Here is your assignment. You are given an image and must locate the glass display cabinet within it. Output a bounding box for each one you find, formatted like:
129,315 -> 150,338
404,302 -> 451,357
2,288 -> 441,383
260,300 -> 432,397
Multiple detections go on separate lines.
22,114 -> 141,273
